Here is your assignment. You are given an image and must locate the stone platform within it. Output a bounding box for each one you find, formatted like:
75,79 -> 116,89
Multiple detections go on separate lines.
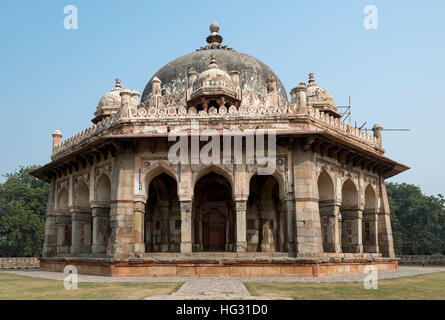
40,253 -> 398,277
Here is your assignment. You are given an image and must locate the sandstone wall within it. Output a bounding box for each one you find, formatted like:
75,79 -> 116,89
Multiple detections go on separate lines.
0,257 -> 40,269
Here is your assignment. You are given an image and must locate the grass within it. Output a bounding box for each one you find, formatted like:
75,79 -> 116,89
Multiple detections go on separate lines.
244,271 -> 445,300
0,272 -> 182,300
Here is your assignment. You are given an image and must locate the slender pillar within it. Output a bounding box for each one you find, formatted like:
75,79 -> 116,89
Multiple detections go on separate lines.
198,216 -> 203,251
180,200 -> 192,253
91,205 -> 110,254
279,200 -> 287,252
70,211 -> 92,255
341,208 -> 363,253
225,219 -> 230,251
285,195 -> 296,256
133,201 -> 145,254
363,209 -> 379,253
235,200 -> 247,252
378,178 -> 396,258
42,178 -> 57,257
145,212 -> 152,253
319,202 -> 341,253
56,214 -> 71,255
159,202 -> 170,252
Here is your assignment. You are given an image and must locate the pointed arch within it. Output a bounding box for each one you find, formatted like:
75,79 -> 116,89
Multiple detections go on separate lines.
193,165 -> 234,196
96,174 -> 111,203
74,181 -> 90,208
341,178 -> 359,208
143,162 -> 179,197
248,169 -> 285,200
365,184 -> 377,210
58,188 -> 69,211
317,170 -> 335,203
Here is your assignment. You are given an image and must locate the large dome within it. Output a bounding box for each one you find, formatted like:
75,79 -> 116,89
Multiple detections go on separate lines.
141,23 -> 287,103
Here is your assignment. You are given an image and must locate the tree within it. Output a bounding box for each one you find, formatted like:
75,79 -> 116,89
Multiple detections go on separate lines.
387,182 -> 445,255
0,166 -> 48,257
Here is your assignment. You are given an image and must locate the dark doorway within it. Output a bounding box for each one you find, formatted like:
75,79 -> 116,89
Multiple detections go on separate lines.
202,211 -> 226,251
193,171 -> 234,252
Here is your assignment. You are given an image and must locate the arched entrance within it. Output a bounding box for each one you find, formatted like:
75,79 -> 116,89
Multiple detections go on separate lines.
363,184 -> 378,253
317,170 -> 340,253
145,173 -> 180,252
248,174 -> 284,252
341,179 -> 362,253
193,172 -> 234,252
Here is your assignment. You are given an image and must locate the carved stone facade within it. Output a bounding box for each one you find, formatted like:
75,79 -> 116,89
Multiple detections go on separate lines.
32,23 -> 408,277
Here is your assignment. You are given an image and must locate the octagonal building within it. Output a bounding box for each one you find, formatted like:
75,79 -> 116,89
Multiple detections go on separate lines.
31,23 -> 409,277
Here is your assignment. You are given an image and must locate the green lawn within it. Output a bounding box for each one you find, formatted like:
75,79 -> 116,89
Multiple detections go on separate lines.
0,272 -> 182,300
244,271 -> 445,300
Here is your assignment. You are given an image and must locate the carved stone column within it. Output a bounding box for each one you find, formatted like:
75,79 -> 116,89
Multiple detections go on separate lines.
225,218 -> 230,251
133,201 -> 145,254
235,200 -> 247,252
91,204 -> 110,255
199,216 -> 203,251
107,141 -> 135,257
319,202 -> 341,253
363,208 -> 379,253
159,202 -> 170,252
56,214 -> 71,255
279,200 -> 287,252
285,194 -> 296,256
144,209 -> 152,253
71,210 -> 92,256
42,178 -> 57,257
378,178 -> 395,258
341,208 -> 363,253
293,140 -> 323,255
180,200 -> 192,253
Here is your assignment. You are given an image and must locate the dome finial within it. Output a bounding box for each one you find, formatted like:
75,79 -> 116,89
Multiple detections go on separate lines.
209,54 -> 218,68
114,78 -> 121,89
308,73 -> 316,86
210,22 -> 220,33
206,22 -> 223,45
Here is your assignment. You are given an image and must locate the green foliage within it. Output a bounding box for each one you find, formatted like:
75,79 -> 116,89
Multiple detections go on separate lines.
0,166 -> 48,257
387,182 -> 445,255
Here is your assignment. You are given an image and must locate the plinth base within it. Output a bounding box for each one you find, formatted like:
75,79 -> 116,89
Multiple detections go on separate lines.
40,253 -> 398,277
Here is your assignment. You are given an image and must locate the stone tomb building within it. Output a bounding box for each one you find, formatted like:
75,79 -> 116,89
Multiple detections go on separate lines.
32,23 -> 408,277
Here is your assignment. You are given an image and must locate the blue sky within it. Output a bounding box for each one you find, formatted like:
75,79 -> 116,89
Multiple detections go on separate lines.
0,0 -> 444,196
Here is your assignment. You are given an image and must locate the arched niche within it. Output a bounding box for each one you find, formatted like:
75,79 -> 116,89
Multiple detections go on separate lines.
341,179 -> 358,209
74,181 -> 90,209
96,174 -> 111,203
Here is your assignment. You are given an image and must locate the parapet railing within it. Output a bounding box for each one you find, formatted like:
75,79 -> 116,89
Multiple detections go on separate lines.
52,103 -> 379,157
307,107 -> 380,146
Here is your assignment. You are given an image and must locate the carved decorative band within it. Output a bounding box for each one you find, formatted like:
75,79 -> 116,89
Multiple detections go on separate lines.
110,200 -> 134,204
294,198 -> 319,203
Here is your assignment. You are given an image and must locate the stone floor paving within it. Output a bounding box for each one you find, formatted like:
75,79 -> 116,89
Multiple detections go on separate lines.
3,267 -> 445,300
